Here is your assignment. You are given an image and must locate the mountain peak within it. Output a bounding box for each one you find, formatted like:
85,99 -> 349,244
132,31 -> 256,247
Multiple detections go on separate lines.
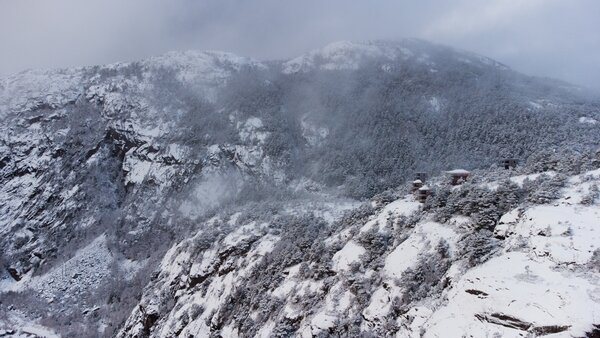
282,39 -> 509,74
283,39 -> 410,74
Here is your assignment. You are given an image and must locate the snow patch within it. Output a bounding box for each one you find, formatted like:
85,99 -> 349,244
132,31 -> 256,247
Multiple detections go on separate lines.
360,196 -> 421,234
332,241 -> 365,271
579,116 -> 598,124
429,97 -> 441,112
425,252 -> 600,337
510,171 -> 556,187
384,221 -> 458,279
238,117 -> 269,143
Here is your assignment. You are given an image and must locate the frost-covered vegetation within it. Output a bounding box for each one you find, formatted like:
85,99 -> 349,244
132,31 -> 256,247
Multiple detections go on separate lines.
114,148 -> 600,338
1,40 -> 600,337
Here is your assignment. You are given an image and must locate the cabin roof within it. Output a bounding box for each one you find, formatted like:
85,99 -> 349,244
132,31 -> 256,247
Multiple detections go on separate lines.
446,169 -> 470,175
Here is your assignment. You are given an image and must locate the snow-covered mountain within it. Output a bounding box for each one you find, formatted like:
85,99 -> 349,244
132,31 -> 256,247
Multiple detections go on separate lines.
0,40 -> 599,337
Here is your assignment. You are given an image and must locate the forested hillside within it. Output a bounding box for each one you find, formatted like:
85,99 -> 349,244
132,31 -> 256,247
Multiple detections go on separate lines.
0,40 -> 599,337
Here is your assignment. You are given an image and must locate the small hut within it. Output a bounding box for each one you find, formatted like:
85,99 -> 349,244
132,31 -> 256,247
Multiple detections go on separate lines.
416,185 -> 431,203
446,169 -> 470,185
500,158 -> 518,170
414,172 -> 428,182
411,179 -> 424,192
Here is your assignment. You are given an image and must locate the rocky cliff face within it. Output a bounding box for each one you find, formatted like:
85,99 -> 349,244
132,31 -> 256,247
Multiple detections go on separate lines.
0,40 -> 599,337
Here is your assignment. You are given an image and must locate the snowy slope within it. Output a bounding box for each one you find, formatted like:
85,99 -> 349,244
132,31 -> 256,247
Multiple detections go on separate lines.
1,40 -> 600,337
115,166 -> 600,338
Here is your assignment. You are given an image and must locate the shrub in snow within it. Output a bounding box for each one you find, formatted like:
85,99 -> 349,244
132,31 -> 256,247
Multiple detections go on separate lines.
388,296 -> 404,318
525,174 -> 567,204
327,314 -> 364,337
524,149 -> 575,173
271,316 -> 303,338
397,240 -> 451,311
394,212 -> 422,233
426,179 -> 522,229
372,189 -> 400,206
331,203 -> 376,233
456,185 -> 497,216
472,207 -> 502,230
580,184 -> 599,205
308,259 -> 337,279
424,185 -> 453,222
491,181 -> 523,217
345,273 -> 381,310
589,249 -> 600,272
458,229 -> 500,268
191,227 -> 225,254
189,303 -> 204,321
357,227 -> 393,265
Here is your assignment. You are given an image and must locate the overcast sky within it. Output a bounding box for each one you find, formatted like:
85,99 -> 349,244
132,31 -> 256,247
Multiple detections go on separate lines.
1,0 -> 600,91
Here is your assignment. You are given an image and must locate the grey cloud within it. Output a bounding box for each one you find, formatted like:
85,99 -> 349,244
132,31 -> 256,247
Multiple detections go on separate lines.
1,0 -> 599,91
